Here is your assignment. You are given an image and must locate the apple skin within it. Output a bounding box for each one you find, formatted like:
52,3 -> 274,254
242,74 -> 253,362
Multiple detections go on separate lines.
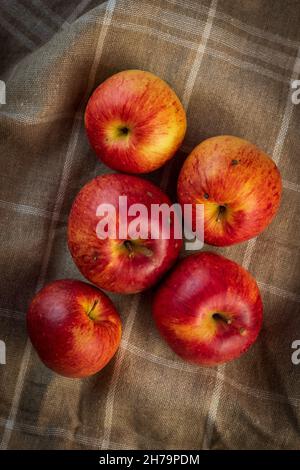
27,279 -> 122,378
85,69 -> 187,173
67,174 -> 182,294
153,252 -> 263,366
177,135 -> 282,246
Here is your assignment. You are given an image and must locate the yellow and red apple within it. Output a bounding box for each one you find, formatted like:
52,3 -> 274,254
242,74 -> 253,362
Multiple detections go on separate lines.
177,135 -> 282,246
68,173 -> 182,294
85,70 -> 187,173
27,279 -> 122,378
153,252 -> 263,366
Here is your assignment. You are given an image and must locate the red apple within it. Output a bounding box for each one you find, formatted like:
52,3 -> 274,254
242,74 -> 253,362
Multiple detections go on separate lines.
67,174 -> 182,294
85,69 -> 187,173
27,279 -> 122,378
153,252 -> 263,366
177,135 -> 282,246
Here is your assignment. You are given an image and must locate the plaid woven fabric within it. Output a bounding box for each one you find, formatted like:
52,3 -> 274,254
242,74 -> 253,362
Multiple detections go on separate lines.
0,0 -> 300,450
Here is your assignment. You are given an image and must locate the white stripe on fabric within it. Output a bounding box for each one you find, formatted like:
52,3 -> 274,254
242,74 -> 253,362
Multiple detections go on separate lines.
0,417 -> 133,450
123,342 -> 300,407
117,2 -> 296,72
161,0 -> 218,190
166,0 -> 300,49
109,20 -> 290,84
101,295 -> 141,449
0,199 -> 59,221
63,0 -> 96,27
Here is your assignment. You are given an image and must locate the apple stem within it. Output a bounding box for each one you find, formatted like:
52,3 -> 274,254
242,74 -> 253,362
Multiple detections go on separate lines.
87,300 -> 99,320
123,240 -> 153,258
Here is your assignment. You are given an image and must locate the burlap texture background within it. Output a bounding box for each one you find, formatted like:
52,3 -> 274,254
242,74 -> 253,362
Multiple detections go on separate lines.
0,0 -> 300,449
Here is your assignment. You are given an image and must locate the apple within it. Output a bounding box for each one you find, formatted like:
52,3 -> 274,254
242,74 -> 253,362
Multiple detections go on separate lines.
67,174 -> 182,294
85,69 -> 187,173
153,252 -> 263,366
27,279 -> 122,378
177,135 -> 282,246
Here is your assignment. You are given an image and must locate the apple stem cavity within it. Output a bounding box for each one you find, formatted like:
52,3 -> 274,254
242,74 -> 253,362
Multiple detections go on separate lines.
123,240 -> 135,258
216,205 -> 227,222
124,240 -> 134,253
119,126 -> 129,135
116,125 -> 130,139
212,312 -> 231,325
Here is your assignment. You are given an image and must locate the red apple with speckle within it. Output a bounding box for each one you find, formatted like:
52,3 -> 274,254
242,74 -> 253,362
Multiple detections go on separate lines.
153,252 -> 263,366
68,174 -> 182,294
27,279 -> 122,378
177,135 -> 282,246
85,69 -> 187,173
